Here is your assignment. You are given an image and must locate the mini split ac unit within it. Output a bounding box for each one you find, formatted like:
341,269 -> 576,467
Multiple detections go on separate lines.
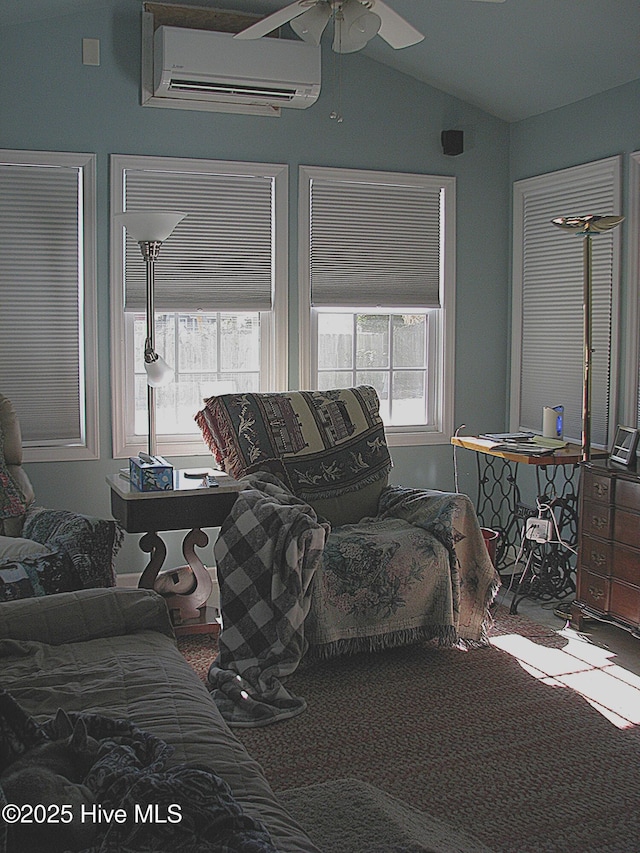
146,25 -> 321,116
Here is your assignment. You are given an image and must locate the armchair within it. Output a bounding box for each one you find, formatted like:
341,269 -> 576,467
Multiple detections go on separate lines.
0,395 -> 122,602
196,387 -> 499,726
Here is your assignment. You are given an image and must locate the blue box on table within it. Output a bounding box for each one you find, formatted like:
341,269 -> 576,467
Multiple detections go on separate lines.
129,456 -> 174,491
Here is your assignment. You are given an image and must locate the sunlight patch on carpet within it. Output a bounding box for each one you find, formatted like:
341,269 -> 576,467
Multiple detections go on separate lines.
490,631 -> 640,729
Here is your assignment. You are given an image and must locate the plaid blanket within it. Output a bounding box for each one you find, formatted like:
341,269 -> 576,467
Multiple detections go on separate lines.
208,473 -> 330,727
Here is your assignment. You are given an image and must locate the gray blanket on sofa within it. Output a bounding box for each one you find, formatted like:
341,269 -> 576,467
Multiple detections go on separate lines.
0,689 -> 277,853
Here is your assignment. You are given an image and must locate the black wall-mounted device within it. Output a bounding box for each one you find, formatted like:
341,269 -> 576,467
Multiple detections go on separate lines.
441,129 -> 464,156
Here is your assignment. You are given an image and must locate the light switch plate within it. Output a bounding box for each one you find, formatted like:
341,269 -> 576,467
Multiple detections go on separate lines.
82,38 -> 100,66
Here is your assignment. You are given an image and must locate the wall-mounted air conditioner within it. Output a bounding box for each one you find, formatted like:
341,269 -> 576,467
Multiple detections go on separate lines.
142,18 -> 321,116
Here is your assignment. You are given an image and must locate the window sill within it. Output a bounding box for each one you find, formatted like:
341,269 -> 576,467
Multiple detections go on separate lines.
385,429 -> 449,448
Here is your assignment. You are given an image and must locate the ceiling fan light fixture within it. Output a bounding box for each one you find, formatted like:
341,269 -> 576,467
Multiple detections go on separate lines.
290,1 -> 332,45
333,0 -> 381,53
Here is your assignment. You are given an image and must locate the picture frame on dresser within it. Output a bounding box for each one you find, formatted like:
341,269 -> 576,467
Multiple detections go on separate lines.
609,425 -> 639,466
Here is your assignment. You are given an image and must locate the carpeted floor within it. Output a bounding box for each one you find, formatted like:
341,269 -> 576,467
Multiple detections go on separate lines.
178,607 -> 640,853
277,778 -> 495,853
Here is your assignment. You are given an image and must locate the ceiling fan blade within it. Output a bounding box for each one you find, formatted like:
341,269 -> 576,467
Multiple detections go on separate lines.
372,0 -> 425,49
234,1 -> 311,40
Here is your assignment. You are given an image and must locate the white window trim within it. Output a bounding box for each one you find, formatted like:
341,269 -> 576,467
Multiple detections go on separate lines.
510,155 -> 622,445
624,150 -> 640,426
1,149 -> 99,462
110,154 -> 288,458
298,165 -> 456,447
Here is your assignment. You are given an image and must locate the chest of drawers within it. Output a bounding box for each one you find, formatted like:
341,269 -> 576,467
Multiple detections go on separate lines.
573,461 -> 640,634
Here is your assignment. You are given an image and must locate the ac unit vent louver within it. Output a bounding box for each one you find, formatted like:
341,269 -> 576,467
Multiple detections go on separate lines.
168,79 -> 299,103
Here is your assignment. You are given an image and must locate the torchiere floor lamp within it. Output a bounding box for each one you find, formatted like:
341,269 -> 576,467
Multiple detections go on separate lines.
116,211 -> 186,457
551,214 -> 624,461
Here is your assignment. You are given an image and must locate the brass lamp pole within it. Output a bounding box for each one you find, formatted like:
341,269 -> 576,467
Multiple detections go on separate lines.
551,214 -> 624,461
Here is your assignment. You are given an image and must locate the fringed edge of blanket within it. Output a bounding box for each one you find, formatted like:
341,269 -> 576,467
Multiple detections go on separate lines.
306,624 -> 459,660
459,572 -> 502,650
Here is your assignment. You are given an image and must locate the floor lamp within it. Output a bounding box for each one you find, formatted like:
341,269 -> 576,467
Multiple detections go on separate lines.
551,214 -> 624,462
116,211 -> 186,457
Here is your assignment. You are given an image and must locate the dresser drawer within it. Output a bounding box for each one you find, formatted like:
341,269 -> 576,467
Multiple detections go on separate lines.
613,508 -> 640,550
582,469 -> 614,505
610,580 -> 640,625
615,478 -> 640,512
581,499 -> 613,539
611,543 -> 640,585
578,534 -> 613,576
576,569 -> 610,613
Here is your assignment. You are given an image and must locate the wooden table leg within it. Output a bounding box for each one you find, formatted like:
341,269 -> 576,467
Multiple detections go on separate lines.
138,532 -> 167,589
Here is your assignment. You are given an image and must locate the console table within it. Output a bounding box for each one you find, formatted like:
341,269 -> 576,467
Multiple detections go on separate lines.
107,469 -> 241,635
573,461 -> 640,637
451,436 -> 604,612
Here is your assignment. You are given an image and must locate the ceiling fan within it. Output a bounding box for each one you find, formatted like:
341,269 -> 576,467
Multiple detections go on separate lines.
234,0 -> 505,54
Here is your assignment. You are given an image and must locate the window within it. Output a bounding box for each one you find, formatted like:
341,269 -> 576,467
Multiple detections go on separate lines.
131,312 -> 261,437
511,156 -> 622,447
0,150 -> 99,461
111,155 -> 288,457
315,312 -> 436,427
298,166 -> 456,446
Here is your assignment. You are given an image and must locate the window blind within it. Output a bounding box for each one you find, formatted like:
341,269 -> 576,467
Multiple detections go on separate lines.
122,168 -> 274,313
308,174 -> 442,309
0,160 -> 85,445
514,158 -> 621,447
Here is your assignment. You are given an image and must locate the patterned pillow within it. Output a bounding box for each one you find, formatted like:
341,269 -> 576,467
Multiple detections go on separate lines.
196,387 -> 392,508
0,423 -> 26,522
0,550 -> 77,602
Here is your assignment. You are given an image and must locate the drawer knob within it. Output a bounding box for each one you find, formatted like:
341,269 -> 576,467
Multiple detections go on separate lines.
591,551 -> 607,568
591,516 -> 608,530
588,585 -> 605,601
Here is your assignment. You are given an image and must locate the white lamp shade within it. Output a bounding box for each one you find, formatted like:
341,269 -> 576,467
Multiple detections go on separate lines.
551,214 -> 624,234
291,2 -> 332,45
334,0 -> 381,53
116,211 -> 187,242
145,355 -> 174,387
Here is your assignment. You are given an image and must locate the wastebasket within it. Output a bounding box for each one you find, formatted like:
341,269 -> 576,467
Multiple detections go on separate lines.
481,528 -> 499,568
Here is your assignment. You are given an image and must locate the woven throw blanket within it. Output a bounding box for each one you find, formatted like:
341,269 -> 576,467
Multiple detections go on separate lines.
208,473 -> 330,728
22,507 -> 121,590
195,386 -> 392,503
304,486 -> 499,656
377,486 -> 501,643
0,690 -> 277,853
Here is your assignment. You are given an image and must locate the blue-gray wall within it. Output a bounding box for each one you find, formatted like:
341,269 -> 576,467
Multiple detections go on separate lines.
5,4 -> 635,573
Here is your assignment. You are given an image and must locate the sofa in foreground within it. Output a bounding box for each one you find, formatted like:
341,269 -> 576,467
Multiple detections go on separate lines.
0,588 -> 319,853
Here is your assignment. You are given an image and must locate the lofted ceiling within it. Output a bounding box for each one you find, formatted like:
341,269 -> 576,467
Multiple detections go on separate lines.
3,0 -> 640,121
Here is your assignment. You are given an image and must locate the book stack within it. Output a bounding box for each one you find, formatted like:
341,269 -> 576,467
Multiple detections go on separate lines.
479,432 -> 567,455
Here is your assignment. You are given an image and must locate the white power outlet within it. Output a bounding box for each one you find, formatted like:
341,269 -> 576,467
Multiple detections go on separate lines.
525,517 -> 552,542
